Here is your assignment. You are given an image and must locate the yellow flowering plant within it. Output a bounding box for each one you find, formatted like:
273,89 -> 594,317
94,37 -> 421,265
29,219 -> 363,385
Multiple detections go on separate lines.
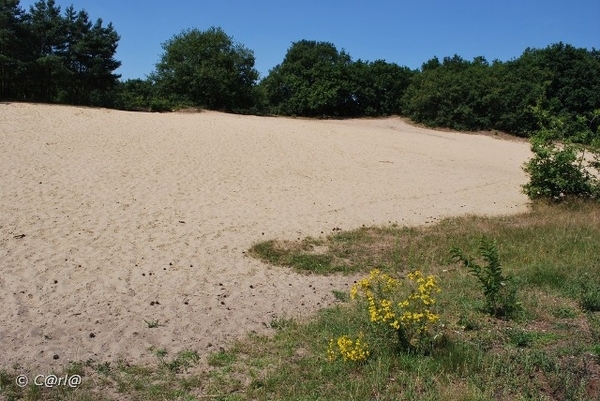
327,332 -> 370,363
350,269 -> 441,351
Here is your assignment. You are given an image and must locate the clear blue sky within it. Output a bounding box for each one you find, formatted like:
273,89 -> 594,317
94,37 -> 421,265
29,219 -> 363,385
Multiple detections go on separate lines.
19,0 -> 600,81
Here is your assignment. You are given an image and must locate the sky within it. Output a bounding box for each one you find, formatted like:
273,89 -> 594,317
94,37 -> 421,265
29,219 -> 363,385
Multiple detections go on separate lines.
18,0 -> 600,81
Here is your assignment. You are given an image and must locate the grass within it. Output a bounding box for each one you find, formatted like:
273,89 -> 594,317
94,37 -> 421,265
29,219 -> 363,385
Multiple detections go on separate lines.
1,200 -> 599,400
144,319 -> 161,328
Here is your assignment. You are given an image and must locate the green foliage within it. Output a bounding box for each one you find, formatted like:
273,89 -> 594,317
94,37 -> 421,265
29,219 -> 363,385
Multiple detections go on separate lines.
0,0 -> 121,104
114,78 -> 155,111
0,0 -> 26,99
261,40 -> 413,117
577,274 -> 600,312
522,109 -> 600,201
152,26 -> 259,112
208,350 -> 237,367
347,59 -> 414,116
451,238 -> 521,319
491,51 -> 553,136
523,140 -> 597,200
529,43 -> 600,130
506,328 -> 535,348
261,40 -> 352,117
402,54 -> 546,135
402,43 -> 600,139
113,78 -> 180,112
332,289 -> 349,302
348,269 -> 442,354
249,238 -> 356,274
154,349 -> 200,373
403,55 -> 496,130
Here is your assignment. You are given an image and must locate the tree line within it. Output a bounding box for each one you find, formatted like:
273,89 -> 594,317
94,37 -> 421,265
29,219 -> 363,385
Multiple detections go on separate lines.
1,0 -> 121,105
2,1 -> 599,142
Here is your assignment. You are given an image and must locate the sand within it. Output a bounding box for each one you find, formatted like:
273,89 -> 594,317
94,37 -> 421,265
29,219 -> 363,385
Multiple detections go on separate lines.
0,103 -> 531,371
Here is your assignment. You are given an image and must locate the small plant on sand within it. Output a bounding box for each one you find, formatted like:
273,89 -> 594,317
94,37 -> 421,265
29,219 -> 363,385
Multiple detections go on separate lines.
160,350 -> 200,373
332,289 -> 349,302
451,238 -> 521,319
144,319 -> 161,328
338,269 -> 441,356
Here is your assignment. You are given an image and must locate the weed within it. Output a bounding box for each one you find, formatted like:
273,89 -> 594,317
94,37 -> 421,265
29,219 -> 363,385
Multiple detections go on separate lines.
552,306 -> 578,319
288,253 -> 335,273
577,273 -> 600,312
457,314 -> 481,331
506,327 -> 534,347
208,350 -> 237,367
160,350 -> 200,373
151,347 -> 168,358
346,269 -> 442,355
327,333 -> 370,362
144,319 -> 161,328
93,361 -> 112,375
332,289 -> 349,302
451,238 -> 522,319
270,317 -> 294,330
592,344 -> 600,363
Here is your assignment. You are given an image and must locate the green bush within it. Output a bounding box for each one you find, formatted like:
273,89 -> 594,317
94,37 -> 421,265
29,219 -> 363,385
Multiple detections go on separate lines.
523,140 -> 596,200
522,110 -> 600,201
149,98 -> 173,113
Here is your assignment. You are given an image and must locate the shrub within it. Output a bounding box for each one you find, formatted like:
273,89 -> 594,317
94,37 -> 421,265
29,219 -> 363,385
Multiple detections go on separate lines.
523,139 -> 597,200
522,109 -> 600,201
348,269 -> 441,353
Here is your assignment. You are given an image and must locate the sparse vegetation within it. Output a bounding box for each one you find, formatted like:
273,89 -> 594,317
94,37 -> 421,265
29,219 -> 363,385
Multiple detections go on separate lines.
2,200 -> 599,400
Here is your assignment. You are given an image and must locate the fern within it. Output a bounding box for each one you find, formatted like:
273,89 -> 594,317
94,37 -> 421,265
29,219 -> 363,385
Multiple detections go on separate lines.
451,238 -> 521,319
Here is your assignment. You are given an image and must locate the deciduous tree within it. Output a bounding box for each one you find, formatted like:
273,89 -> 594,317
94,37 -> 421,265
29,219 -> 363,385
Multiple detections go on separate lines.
261,40 -> 353,117
152,27 -> 259,112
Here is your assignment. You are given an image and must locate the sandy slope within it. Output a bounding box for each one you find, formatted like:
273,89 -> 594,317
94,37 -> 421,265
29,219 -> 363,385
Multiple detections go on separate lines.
0,103 -> 531,371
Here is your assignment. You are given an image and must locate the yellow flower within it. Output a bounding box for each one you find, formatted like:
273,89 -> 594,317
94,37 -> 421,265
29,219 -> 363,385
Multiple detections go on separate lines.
329,333 -> 369,362
327,339 -> 337,361
348,269 -> 442,351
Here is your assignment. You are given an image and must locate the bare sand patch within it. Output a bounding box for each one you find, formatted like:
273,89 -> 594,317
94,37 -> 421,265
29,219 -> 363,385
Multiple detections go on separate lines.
0,103 -> 530,370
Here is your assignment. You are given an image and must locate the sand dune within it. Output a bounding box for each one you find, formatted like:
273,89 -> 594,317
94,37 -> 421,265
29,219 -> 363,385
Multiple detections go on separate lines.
0,103 -> 531,370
